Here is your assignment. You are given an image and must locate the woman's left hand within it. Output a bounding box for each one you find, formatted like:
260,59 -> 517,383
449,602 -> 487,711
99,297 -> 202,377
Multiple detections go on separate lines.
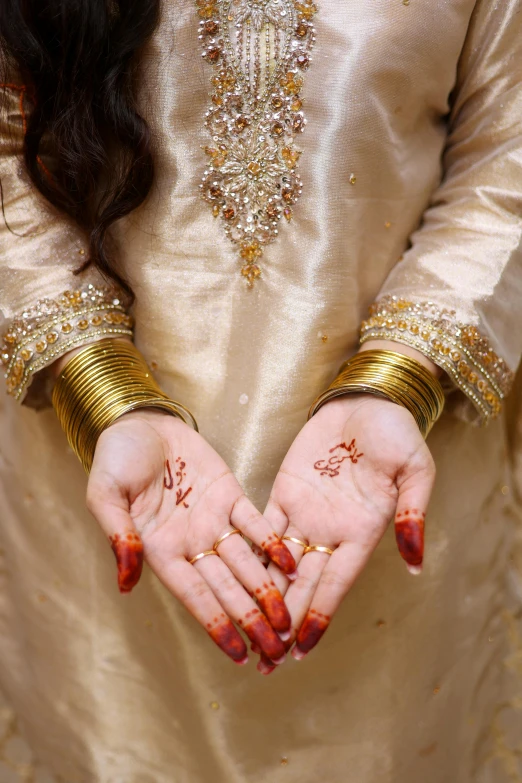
257,391 -> 436,673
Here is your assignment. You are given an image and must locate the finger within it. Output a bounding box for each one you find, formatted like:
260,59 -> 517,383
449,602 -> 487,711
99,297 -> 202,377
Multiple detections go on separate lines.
266,526 -> 308,597
283,548 -> 331,644
195,554 -> 287,663
230,494 -> 297,579
153,557 -> 248,665
394,458 -> 435,574
215,529 -> 291,635
293,542 -> 370,659
86,484 -> 144,594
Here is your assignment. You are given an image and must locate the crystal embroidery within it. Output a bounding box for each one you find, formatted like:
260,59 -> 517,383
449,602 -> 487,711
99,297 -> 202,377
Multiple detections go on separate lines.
196,0 -> 318,285
360,296 -> 514,423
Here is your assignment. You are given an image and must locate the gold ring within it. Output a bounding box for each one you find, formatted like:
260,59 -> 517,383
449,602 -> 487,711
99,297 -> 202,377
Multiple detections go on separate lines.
283,535 -> 308,549
304,544 -> 335,556
189,550 -> 219,565
213,528 -> 242,551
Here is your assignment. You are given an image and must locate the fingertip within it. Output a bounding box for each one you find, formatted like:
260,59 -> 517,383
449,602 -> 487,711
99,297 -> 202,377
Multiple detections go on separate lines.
272,653 -> 286,665
278,630 -> 291,642
257,660 -> 276,676
286,569 -> 299,582
406,563 -> 423,576
291,647 -> 307,661
235,655 -> 249,666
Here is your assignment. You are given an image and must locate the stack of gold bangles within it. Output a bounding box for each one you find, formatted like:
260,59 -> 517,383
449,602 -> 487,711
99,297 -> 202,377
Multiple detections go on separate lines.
52,339 -> 198,473
308,349 -> 445,437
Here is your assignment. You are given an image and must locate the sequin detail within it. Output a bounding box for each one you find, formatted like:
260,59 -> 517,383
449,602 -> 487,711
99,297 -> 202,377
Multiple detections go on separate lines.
196,0 -> 318,285
1,285 -> 134,401
360,296 -> 513,423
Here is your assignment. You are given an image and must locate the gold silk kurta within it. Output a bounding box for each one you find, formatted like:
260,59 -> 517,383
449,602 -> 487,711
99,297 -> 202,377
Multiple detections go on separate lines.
1,1 -> 522,780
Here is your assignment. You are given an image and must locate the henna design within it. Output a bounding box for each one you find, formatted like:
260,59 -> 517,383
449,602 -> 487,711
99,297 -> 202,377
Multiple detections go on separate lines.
254,580 -> 291,634
295,609 -> 331,654
314,439 -> 364,478
394,509 -> 425,569
164,460 -> 174,490
165,457 -> 193,507
206,613 -> 248,664
108,532 -> 144,594
260,533 -> 297,576
238,607 -> 286,661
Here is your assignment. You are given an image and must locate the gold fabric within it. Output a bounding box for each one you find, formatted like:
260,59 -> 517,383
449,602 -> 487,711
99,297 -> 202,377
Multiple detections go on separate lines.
1,0 -> 522,780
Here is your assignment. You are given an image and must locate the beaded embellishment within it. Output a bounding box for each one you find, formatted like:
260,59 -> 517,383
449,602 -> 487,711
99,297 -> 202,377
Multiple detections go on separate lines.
195,0 -> 318,285
1,285 -> 134,401
360,296 -> 514,423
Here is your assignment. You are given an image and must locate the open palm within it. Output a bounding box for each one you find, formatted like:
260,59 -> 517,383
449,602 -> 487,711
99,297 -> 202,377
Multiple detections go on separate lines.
87,410 -> 297,666
260,393 -> 435,671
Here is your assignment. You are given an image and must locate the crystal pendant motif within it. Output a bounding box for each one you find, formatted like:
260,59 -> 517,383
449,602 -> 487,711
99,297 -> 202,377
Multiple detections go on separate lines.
195,0 -> 318,286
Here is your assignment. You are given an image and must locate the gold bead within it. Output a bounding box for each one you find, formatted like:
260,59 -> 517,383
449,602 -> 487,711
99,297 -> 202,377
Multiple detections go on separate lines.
46,332 -> 58,344
62,323 -> 73,333
35,341 -> 46,353
78,319 -> 89,330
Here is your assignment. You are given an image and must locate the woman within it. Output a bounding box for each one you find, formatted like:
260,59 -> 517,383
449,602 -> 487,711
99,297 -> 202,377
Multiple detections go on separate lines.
0,0 -> 521,781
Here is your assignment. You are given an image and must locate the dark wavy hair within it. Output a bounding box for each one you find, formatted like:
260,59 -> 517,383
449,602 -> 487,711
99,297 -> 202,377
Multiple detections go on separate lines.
0,0 -> 161,297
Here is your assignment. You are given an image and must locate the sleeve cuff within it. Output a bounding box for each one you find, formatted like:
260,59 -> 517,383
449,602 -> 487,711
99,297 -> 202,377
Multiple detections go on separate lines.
1,284 -> 133,405
359,295 -> 513,425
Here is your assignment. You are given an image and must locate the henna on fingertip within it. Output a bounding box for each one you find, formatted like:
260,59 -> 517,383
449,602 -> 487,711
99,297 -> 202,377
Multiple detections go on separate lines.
294,609 -> 331,657
261,533 -> 297,577
206,614 -> 249,664
109,532 -> 144,594
238,608 -> 286,661
254,581 -> 291,633
394,509 -> 425,572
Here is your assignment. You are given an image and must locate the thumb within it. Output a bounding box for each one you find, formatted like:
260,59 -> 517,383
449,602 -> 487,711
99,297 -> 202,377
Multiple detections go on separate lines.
393,449 -> 436,575
86,474 -> 144,594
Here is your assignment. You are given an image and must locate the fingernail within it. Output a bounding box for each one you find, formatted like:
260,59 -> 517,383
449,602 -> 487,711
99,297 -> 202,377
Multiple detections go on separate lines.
272,653 -> 286,665
235,656 -> 249,666
278,630 -> 291,641
291,647 -> 307,661
257,660 -> 276,676
406,563 -> 423,575
286,569 -> 299,582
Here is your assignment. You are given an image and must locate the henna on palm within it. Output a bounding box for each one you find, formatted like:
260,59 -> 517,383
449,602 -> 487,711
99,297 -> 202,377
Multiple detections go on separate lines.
314,439 -> 364,478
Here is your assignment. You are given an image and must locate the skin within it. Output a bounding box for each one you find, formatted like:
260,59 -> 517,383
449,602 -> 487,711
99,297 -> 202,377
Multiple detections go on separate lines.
85,411 -> 296,666
256,341 -> 441,670
55,338 -> 439,673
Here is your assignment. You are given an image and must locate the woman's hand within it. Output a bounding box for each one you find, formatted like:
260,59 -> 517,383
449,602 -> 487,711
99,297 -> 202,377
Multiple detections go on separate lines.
86,409 -> 297,667
259,392 -> 435,672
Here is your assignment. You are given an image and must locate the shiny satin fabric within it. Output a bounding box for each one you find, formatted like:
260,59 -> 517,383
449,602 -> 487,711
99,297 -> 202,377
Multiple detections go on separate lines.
1,0 -> 522,780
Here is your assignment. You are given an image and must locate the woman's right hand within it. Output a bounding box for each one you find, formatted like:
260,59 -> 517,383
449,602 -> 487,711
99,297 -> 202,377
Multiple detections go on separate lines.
86,409 -> 298,667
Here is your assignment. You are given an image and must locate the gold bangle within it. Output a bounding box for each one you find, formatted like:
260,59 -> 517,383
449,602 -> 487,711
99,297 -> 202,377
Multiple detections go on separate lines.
52,339 -> 198,472
308,349 -> 445,438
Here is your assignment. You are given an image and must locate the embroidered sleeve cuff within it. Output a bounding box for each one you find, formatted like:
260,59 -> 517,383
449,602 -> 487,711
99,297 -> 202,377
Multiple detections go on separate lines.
1,284 -> 134,404
359,296 -> 513,425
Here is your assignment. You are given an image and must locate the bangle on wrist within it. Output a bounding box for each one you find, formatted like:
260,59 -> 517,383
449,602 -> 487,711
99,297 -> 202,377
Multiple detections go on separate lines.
52,339 -> 198,472
308,349 -> 445,438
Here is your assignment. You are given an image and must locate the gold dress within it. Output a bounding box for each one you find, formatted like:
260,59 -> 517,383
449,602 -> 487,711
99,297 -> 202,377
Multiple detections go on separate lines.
1,1 -> 522,780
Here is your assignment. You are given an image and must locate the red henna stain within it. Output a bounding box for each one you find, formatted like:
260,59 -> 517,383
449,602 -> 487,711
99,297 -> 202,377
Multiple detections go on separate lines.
242,614 -> 286,660
262,536 -> 296,575
258,652 -> 277,675
314,439 -> 364,478
254,581 -> 291,633
296,609 -> 331,654
164,460 -> 174,490
207,617 -> 248,663
108,532 -> 144,594
176,486 -> 192,508
394,516 -> 425,567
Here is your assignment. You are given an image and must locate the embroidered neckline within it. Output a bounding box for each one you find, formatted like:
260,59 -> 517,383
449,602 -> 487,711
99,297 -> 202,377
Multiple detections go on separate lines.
195,0 -> 318,285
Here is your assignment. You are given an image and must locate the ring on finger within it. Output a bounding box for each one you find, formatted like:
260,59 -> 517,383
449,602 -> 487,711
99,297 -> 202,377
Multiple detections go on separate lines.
213,528 -> 243,551
304,544 -> 335,556
282,535 -> 308,549
189,550 -> 219,565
